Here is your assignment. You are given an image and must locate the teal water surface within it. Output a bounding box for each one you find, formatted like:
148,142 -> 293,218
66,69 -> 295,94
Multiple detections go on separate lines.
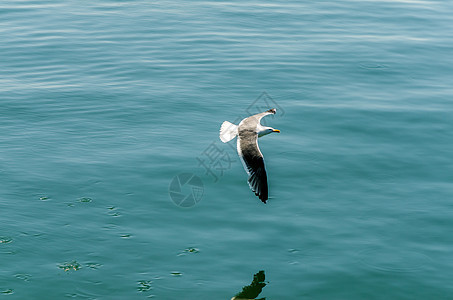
1,1 -> 453,299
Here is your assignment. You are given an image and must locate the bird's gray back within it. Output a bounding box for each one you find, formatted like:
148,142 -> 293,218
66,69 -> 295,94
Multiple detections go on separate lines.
238,117 -> 260,156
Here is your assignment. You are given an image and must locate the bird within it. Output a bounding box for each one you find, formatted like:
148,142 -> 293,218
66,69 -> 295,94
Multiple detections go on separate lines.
219,108 -> 280,203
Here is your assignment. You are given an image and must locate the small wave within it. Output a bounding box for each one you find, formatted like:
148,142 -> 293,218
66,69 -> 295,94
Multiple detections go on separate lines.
356,247 -> 432,273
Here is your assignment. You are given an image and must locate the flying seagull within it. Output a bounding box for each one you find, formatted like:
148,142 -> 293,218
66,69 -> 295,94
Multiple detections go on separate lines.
219,108 -> 280,203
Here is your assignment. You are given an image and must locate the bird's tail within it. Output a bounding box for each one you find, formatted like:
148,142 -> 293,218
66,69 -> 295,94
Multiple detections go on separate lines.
219,121 -> 238,143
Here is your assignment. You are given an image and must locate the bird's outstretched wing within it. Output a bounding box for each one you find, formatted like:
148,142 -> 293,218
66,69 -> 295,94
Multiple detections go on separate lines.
236,108 -> 277,203
237,132 -> 268,203
241,108 -> 276,128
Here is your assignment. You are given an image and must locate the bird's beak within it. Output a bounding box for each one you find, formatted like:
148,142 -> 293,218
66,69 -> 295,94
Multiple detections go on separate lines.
273,129 -> 280,133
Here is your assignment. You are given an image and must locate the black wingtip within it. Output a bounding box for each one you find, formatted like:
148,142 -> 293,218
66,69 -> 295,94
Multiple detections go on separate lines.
257,193 -> 268,204
267,108 -> 276,114
249,183 -> 268,204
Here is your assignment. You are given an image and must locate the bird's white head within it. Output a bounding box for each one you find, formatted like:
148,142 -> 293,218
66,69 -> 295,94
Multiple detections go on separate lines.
258,126 -> 280,137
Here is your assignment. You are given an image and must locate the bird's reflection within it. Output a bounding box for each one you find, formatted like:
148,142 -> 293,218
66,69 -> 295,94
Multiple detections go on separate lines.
231,270 -> 266,300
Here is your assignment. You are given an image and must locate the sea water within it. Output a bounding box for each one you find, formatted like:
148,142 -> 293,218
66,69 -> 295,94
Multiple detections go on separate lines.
1,1 -> 453,299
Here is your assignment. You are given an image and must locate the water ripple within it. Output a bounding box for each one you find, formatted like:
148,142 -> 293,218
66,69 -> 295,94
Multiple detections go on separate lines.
356,247 -> 432,273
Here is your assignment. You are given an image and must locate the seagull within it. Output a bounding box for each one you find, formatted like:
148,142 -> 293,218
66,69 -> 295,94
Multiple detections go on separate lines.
219,108 -> 280,203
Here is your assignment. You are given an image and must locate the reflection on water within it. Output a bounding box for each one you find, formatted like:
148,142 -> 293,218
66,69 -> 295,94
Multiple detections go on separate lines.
231,270 -> 266,300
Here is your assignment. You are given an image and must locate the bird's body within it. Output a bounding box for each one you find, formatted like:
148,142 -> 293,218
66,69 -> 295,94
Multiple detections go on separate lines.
219,109 -> 280,203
